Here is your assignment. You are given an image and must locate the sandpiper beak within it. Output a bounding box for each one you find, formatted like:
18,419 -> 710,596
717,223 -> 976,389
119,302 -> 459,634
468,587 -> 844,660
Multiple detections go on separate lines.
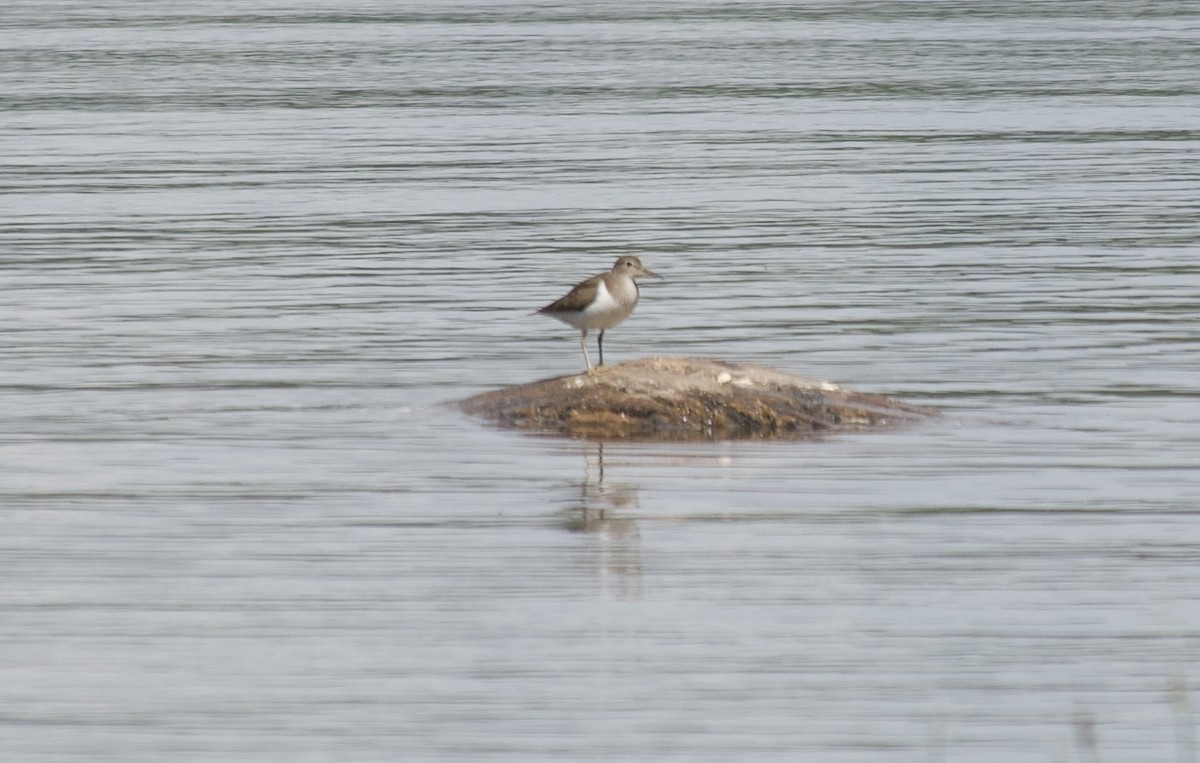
641,267 -> 663,280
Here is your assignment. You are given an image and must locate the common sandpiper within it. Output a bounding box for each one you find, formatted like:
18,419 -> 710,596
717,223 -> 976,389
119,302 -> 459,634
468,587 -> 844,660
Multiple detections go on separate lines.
537,256 -> 661,373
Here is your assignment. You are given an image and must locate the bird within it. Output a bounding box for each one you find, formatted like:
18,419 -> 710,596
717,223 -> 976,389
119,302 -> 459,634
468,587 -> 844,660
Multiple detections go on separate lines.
537,256 -> 661,373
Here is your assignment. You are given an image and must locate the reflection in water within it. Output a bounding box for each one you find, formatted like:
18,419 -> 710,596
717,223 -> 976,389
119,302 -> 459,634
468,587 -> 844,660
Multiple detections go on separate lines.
1171,675 -> 1197,763
1072,709 -> 1100,763
560,444 -> 642,598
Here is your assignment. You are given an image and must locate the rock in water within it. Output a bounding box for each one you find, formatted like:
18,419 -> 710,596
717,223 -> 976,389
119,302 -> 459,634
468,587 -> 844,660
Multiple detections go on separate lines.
457,357 -> 937,440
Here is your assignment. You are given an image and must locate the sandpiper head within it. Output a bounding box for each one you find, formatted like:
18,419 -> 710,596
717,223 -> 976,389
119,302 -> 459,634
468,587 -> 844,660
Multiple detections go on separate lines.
612,256 -> 661,280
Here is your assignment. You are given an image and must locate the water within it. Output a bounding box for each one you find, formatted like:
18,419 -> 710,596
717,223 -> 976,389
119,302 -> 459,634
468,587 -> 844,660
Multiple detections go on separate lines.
3,1 -> 1200,760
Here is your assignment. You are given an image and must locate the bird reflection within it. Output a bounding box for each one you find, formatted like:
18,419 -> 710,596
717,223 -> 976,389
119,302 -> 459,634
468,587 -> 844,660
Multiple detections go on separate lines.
560,443 -> 642,598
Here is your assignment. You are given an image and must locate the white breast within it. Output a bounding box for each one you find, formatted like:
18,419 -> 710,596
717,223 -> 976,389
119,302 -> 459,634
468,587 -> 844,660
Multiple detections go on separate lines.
581,280 -> 638,329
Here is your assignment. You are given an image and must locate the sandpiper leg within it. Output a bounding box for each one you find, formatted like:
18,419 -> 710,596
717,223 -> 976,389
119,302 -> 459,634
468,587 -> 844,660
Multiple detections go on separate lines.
598,329 -> 605,367
579,329 -> 592,372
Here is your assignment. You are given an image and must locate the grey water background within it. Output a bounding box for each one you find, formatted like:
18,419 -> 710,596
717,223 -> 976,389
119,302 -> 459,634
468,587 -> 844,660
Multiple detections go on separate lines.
3,1 -> 1200,760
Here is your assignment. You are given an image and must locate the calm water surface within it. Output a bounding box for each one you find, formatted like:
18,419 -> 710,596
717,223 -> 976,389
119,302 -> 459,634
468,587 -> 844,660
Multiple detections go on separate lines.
3,1 -> 1200,760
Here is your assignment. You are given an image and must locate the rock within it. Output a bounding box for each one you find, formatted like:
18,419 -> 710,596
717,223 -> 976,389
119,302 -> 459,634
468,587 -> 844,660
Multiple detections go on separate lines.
457,357 -> 938,440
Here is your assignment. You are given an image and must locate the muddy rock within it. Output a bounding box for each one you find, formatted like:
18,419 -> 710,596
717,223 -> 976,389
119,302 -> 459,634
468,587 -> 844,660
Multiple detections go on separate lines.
457,357 -> 938,440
